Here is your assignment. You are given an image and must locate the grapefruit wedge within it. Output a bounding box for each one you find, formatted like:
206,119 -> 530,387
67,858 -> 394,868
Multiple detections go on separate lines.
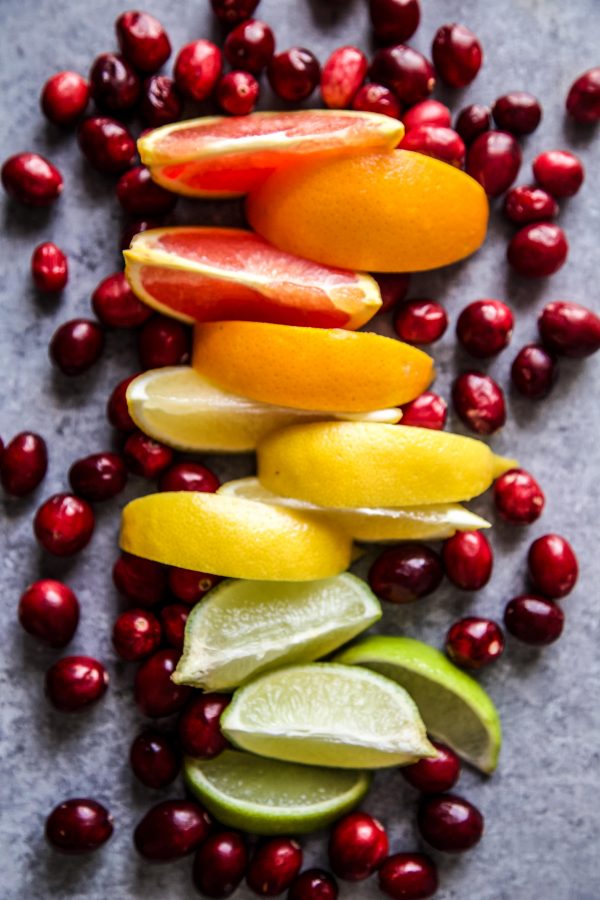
124,227 -> 382,329
138,110 -> 404,198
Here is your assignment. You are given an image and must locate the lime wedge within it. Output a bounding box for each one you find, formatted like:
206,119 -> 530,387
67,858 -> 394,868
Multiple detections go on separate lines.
184,750 -> 371,835
173,574 -> 381,691
335,636 -> 501,773
220,663 -> 435,769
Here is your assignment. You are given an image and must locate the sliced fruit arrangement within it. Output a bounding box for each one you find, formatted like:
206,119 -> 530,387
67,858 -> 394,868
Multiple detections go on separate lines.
138,109 -> 404,198
192,320 -> 433,412
124,226 -> 382,329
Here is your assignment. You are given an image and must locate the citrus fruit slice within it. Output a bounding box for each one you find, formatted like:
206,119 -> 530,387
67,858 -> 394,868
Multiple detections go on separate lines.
173,574 -> 381,690
138,110 -> 403,198
258,422 -> 517,508
120,492 -> 352,580
335,636 -> 502,773
124,227 -> 381,329
220,663 -> 435,769
246,150 -> 489,272
218,478 -> 492,542
184,750 -> 371,835
126,368 -> 402,453
192,321 -> 433,412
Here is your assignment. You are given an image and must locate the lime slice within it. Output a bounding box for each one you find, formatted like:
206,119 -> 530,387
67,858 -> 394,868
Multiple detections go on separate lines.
184,750 -> 371,835
173,574 -> 381,691
335,636 -> 501,773
218,477 -> 491,542
220,663 -> 435,769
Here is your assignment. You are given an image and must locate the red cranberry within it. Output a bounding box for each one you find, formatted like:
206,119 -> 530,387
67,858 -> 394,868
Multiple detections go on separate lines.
45,656 -> 108,712
175,40 -> 222,101
432,24 -> 482,88
288,869 -> 338,900
107,374 -> 138,431
78,117 -> 136,174
123,432 -> 174,478
160,604 -> 189,651
378,853 -> 438,900
528,534 -> 578,599
373,273 -> 411,312
532,149 -> 584,198
210,0 -> 260,27
113,551 -> 168,606
538,301 -> 600,358
268,48 -> 321,102
455,104 -> 491,145
504,185 -> 558,224
1,153 -> 63,206
134,800 -> 212,861
112,609 -> 162,661
321,46 -> 368,109
49,319 -> 104,376
504,594 -> 564,645
511,343 -> 556,399
247,838 -> 303,895
130,730 -> 180,788
352,83 -> 401,118
193,831 -> 249,897
400,392 -> 447,430
116,11 -> 171,74
1,432 -> 47,496
442,530 -> 492,590
217,71 -> 260,115
135,649 -> 191,717
92,272 -> 151,328
566,67 -> 600,124
403,99 -> 451,130
394,299 -> 448,344
34,494 -> 95,556
138,315 -> 191,368
328,812 -> 388,881
400,125 -> 465,167
370,46 -> 435,105
224,19 -> 275,74
368,0 -> 420,45
466,131 -> 521,196
492,92 -> 542,135
446,617 -> 505,669
117,166 -> 177,217
456,299 -> 514,358
18,579 -> 79,648
493,469 -> 545,525
140,75 -> 183,128
69,452 -> 127,501
400,741 -> 460,794
369,544 -> 443,604
31,242 -> 68,293
121,217 -> 164,250
418,794 -> 483,853
41,72 -> 90,126
507,223 -> 568,277
169,568 -> 221,605
89,53 -> 141,113
159,461 -> 220,493
178,693 -> 230,758
46,799 -> 113,853
452,371 -> 506,435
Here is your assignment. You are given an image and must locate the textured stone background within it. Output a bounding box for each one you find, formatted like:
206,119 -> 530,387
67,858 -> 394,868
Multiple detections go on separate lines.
1,0 -> 599,897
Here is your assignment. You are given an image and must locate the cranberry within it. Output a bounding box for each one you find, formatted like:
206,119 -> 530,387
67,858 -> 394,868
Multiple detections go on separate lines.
328,812 -> 388,881
113,551 -> 168,606
89,53 -> 141,113
352,83 -> 401,118
175,40 -> 222,101
370,46 -> 435,105
140,75 -> 183,128
442,530 -> 493,590
121,217 -> 164,250
69,452 -> 127,501
400,741 -> 460,794
492,92 -> 542,135
456,299 -> 514,358
31,242 -> 68,293
217,71 -> 260,115
112,609 -> 162,661
418,794 -> 483,853
532,149 -> 584,198
369,544 -> 443,604
373,273 -> 411,312
41,72 -> 90,126
92,272 -> 151,328
247,838 -> 303,895
493,468 -> 545,525
160,604 -> 189,651
49,319 -> 104,376
224,19 -> 275,74
159,461 -> 220,493
134,800 -> 212,861
268,48 -> 321,102
400,392 -> 447,430
507,223 -> 568,277
566,67 -> 600,124
138,315 -> 191,368
378,853 -> 438,900
130,730 -> 180,788
400,125 -> 465,167
538,301 -> 600,358
45,656 -> 108,712
528,534 -> 578,598
1,431 -> 47,496
432,24 -> 482,88
446,617 -> 505,670
504,594 -> 564,645
178,693 -> 230,758
46,799 -> 113,853
34,494 -> 95,556
288,869 -> 338,900
452,372 -> 506,435
78,116 -> 136,174
210,0 -> 260,27
511,343 -> 556,399
321,46 -> 368,109
117,166 -> 177,217
403,99 -> 451,130
455,104 -> 492,145
193,831 -> 249,897
169,568 -> 221,605
504,185 -> 558,224
18,579 -> 79,647
368,0 -> 420,45
116,11 -> 171,74
123,432 -> 174,478
1,153 -> 63,206
135,649 -> 191,718
394,299 -> 448,344
466,131 -> 521,196
107,374 -> 138,431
